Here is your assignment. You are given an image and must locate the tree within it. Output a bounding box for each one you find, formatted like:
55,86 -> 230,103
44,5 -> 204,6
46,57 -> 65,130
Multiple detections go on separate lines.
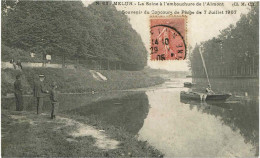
2,1 -> 148,70
189,4 -> 259,77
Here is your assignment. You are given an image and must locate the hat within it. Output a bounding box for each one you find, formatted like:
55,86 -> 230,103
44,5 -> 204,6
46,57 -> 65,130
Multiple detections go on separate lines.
39,74 -> 45,78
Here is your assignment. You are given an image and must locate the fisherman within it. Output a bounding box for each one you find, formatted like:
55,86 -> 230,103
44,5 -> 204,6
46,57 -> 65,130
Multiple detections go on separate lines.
14,74 -> 23,111
50,82 -> 59,119
206,84 -> 215,94
33,74 -> 49,114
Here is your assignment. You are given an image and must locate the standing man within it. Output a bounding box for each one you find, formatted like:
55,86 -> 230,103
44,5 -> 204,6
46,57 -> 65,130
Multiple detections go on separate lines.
33,74 -> 49,114
16,59 -> 23,70
14,74 -> 23,111
10,58 -> 16,69
50,82 -> 59,119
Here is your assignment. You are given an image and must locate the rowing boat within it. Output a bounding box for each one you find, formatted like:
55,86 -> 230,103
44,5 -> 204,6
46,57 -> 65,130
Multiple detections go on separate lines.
181,45 -> 232,101
180,91 -> 232,101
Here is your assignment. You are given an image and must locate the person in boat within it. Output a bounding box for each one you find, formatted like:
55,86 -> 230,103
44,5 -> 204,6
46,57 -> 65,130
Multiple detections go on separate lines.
206,84 -> 215,94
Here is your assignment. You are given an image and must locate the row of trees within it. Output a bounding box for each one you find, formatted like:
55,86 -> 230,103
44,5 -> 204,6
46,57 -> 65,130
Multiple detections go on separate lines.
190,4 -> 259,77
2,1 -> 147,70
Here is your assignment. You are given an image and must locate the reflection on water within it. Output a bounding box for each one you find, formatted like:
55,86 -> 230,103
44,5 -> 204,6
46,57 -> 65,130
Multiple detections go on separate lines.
137,78 -> 258,157
1,77 -> 258,157
2,92 -> 150,135
67,92 -> 150,134
138,87 -> 257,157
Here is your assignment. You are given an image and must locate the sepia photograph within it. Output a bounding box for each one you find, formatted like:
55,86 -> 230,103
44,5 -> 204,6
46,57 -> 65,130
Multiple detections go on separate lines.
1,0 -> 259,157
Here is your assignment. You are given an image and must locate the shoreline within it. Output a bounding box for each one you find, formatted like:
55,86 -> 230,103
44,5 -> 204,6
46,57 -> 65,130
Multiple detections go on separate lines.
2,67 -> 166,96
2,86 -> 164,157
187,76 -> 258,79
2,82 -> 166,99
2,110 -> 163,157
1,67 -> 166,156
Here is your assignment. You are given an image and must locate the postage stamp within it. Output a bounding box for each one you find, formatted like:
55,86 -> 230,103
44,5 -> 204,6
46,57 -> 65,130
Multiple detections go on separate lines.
150,16 -> 187,61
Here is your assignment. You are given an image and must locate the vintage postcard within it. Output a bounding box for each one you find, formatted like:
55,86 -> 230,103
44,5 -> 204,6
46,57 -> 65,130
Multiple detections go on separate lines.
1,0 -> 259,157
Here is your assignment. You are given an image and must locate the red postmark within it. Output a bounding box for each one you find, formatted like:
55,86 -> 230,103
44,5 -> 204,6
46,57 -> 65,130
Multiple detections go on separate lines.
150,17 -> 187,60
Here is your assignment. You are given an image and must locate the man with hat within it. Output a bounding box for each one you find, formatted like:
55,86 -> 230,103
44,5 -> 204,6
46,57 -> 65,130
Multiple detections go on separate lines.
14,74 -> 23,111
33,74 -> 49,114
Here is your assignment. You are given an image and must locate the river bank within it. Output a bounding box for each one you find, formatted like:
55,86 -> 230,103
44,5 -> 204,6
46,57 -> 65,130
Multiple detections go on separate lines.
1,67 -> 166,157
1,67 -> 165,96
2,76 -> 258,157
2,109 -> 162,157
2,91 -> 164,157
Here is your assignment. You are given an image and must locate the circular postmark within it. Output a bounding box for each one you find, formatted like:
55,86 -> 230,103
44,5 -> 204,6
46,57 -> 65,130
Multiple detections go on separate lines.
150,24 -> 186,60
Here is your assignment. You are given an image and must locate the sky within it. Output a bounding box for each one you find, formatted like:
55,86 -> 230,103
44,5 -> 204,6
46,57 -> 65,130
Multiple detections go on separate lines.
82,1 -> 250,71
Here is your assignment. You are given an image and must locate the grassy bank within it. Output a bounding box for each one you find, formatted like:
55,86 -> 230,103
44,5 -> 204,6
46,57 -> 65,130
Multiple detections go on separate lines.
2,109 -> 163,157
2,67 -> 165,96
2,67 -> 165,157
2,92 -> 164,157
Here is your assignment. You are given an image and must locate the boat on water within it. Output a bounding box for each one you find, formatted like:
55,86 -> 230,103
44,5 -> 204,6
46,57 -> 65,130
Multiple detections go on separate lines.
181,45 -> 232,101
184,82 -> 196,88
180,91 -> 232,101
206,93 -> 232,100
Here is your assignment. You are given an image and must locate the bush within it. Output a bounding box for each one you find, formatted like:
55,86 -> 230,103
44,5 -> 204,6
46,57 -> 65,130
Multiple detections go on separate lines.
1,45 -> 42,63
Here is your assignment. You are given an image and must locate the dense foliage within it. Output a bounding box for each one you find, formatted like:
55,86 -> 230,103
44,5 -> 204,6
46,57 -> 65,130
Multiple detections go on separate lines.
2,1 -> 147,70
190,4 -> 259,77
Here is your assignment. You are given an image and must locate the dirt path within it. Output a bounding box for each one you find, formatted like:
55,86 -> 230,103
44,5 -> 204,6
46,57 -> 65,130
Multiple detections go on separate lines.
2,110 -> 120,157
57,116 -> 119,150
5,111 -> 120,150
1,110 -> 162,157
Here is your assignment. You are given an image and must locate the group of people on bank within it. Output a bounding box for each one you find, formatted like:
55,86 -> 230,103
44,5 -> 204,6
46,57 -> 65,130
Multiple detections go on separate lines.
10,58 -> 23,70
14,74 -> 58,119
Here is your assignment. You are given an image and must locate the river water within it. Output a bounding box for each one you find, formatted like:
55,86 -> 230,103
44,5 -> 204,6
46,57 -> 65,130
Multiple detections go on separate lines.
138,78 -> 258,157
2,77 -> 258,157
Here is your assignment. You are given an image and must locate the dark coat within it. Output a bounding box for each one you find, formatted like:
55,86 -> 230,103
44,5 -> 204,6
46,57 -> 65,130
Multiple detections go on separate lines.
50,89 -> 58,103
14,79 -> 22,94
33,80 -> 48,98
14,79 -> 23,111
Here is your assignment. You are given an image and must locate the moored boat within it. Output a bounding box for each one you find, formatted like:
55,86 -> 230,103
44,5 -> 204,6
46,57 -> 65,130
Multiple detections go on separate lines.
181,45 -> 232,101
206,93 -> 232,100
180,91 -> 232,101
